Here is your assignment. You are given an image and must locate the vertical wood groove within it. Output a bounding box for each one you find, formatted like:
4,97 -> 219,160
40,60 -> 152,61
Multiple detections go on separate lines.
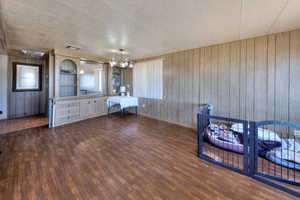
266,36 -> 269,121
288,31 -> 291,123
274,34 -> 278,122
136,29 -> 300,128
229,44 -> 232,118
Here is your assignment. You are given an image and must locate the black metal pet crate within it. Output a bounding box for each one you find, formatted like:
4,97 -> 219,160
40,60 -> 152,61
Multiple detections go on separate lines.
197,104 -> 300,197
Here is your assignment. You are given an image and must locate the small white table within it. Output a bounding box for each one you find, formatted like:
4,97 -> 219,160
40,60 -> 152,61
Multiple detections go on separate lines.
107,96 -> 138,115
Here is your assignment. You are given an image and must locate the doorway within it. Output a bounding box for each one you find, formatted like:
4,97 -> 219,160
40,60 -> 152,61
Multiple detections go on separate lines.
3,52 -> 49,135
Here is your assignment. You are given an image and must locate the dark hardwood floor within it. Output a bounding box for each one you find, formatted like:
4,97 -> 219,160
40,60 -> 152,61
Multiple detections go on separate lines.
0,114 -> 297,200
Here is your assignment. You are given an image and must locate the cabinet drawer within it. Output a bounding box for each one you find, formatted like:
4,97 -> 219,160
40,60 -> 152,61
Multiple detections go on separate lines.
55,107 -> 79,116
54,115 -> 69,124
68,102 -> 80,107
69,114 -> 80,121
54,114 -> 80,125
55,108 -> 69,117
68,107 -> 80,115
55,102 -> 79,109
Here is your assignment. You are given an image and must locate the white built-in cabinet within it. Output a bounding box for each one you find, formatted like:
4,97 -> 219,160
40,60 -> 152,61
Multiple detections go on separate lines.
49,97 -> 107,127
79,97 -> 107,117
49,53 -> 108,127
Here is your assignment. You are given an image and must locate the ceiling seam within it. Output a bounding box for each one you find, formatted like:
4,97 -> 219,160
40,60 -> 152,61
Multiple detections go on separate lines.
266,0 -> 290,34
238,0 -> 244,40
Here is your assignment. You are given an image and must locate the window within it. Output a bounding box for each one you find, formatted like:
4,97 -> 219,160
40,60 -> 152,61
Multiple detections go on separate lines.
13,63 -> 42,92
133,59 -> 163,99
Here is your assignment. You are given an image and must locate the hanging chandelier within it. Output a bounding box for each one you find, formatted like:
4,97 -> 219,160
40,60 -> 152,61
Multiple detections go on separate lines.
109,49 -> 134,68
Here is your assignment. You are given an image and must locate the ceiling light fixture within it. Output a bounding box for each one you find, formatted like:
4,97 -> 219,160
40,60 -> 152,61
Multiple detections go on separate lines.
65,44 -> 81,50
21,49 -> 45,57
109,49 -> 134,68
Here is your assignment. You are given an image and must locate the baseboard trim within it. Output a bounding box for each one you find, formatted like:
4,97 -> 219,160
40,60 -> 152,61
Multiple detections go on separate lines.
137,112 -> 196,130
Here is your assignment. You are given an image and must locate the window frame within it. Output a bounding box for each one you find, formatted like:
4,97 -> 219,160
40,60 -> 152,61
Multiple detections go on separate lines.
12,62 -> 42,92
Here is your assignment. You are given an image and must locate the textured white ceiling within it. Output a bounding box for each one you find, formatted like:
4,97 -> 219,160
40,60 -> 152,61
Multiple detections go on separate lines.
1,0 -> 300,59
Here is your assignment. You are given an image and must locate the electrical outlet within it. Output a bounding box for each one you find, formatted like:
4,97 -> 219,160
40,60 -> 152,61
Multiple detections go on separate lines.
294,130 -> 300,137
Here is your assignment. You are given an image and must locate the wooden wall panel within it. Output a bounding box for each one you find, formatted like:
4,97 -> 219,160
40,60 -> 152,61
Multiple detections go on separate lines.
7,55 -> 47,118
239,40 -> 247,120
166,54 -> 174,122
187,50 -> 194,126
254,36 -> 268,121
267,34 -> 276,121
192,49 -> 200,127
15,92 -> 25,117
199,48 -> 205,109
171,53 -> 179,123
183,50 -> 190,126
230,41 -> 241,119
275,32 -> 290,123
290,30 -> 300,124
160,55 -> 169,121
211,46 -> 219,117
178,51 -> 185,125
245,39 -> 255,121
217,44 -> 230,117
24,92 -> 32,115
135,29 -> 300,129
203,47 -> 212,105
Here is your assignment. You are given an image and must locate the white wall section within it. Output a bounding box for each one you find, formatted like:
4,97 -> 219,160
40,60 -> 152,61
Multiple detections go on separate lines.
0,54 -> 8,119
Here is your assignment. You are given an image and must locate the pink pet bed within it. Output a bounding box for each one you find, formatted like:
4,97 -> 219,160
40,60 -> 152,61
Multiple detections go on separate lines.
205,123 -> 244,153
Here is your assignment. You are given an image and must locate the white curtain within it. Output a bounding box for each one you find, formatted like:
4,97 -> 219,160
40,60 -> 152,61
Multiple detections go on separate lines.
133,59 -> 163,99
16,65 -> 40,89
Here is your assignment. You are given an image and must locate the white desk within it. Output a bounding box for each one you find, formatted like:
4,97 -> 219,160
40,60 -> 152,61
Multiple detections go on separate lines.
107,96 -> 138,115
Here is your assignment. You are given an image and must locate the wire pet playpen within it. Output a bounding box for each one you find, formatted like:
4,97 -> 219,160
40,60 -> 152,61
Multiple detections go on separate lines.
197,104 -> 300,197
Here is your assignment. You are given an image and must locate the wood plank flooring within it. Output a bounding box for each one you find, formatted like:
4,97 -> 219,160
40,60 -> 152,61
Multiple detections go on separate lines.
0,115 -> 298,200
0,115 -> 48,135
